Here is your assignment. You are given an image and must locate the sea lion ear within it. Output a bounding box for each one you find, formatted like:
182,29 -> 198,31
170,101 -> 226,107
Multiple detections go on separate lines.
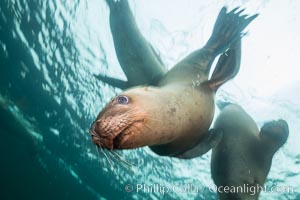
260,119 -> 289,147
176,129 -> 223,159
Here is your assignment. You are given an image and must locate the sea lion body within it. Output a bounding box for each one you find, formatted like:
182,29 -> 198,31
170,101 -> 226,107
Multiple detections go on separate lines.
211,103 -> 289,200
148,48 -> 217,155
111,83 -> 214,156
90,2 -> 258,157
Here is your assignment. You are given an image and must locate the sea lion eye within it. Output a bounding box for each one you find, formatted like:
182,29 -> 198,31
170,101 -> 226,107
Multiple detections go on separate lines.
117,95 -> 129,104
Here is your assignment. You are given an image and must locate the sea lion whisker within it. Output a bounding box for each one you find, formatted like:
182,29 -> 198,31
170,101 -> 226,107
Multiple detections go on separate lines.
92,137 -> 105,146
95,146 -> 109,169
104,148 -> 118,165
96,141 -> 121,167
107,151 -> 136,174
104,149 -> 135,174
95,146 -> 101,160
100,147 -> 114,169
90,129 -> 99,137
110,150 -> 136,168
90,133 -> 97,137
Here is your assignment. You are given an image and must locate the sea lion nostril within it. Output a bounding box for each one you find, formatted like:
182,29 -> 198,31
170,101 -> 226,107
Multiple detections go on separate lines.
89,123 -> 100,138
89,123 -> 96,133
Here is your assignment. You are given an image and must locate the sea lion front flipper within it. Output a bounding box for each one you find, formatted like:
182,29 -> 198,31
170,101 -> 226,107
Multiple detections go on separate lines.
176,129 -> 223,159
105,0 -> 167,86
205,8 -> 258,55
94,74 -> 128,90
203,38 -> 241,91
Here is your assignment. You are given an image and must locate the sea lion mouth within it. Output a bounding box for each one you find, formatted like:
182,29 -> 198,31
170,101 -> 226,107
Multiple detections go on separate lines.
113,125 -> 133,148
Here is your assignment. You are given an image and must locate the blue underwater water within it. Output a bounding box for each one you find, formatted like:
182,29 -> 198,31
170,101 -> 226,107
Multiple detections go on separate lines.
0,0 -> 300,199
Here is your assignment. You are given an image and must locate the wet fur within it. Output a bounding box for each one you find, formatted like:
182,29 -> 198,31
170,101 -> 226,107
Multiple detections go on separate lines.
91,2 -> 258,157
211,103 -> 289,200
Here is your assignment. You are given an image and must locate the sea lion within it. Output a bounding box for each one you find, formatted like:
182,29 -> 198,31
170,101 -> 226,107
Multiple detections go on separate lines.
210,103 -> 289,200
95,0 -> 167,89
90,5 -> 258,157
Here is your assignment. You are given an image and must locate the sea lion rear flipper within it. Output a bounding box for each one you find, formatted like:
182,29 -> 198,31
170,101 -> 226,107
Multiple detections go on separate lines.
176,129 -> 223,159
94,74 -> 128,90
203,38 -> 241,91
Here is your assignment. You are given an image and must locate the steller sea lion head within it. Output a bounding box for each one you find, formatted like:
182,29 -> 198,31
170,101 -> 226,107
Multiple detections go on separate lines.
89,86 -> 169,150
259,119 -> 289,149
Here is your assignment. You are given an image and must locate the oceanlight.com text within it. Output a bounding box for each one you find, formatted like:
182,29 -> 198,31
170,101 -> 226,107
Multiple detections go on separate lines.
124,183 -> 295,195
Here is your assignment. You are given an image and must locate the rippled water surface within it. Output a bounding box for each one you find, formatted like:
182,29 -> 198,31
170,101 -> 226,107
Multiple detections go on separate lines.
0,0 -> 299,199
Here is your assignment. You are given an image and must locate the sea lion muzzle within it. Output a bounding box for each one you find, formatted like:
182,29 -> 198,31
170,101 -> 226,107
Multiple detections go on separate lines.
89,115 -> 141,149
89,120 -> 119,149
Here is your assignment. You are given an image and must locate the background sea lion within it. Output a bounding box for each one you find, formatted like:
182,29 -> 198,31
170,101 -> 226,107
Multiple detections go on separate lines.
90,4 -> 258,157
210,103 -> 289,200
94,0 -> 167,89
